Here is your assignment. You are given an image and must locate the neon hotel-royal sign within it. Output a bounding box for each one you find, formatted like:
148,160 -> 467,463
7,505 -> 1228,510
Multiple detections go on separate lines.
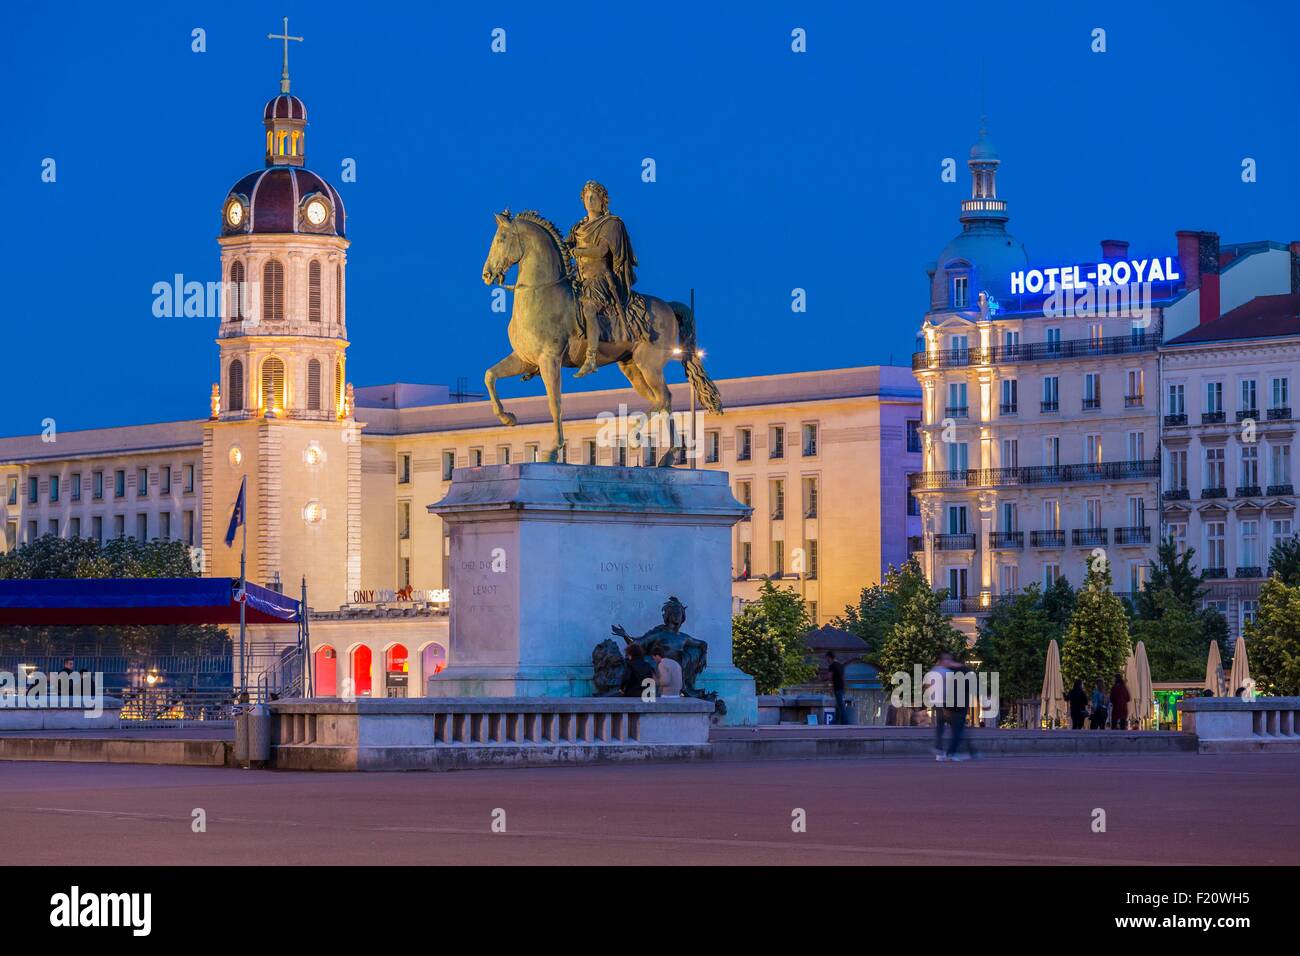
1009,257 -> 1182,295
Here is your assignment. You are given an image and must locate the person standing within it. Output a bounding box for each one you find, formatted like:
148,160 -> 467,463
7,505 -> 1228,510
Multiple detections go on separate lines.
826,651 -> 850,725
651,648 -> 682,699
1089,679 -> 1108,730
1066,679 -> 1089,730
1109,676 -> 1131,729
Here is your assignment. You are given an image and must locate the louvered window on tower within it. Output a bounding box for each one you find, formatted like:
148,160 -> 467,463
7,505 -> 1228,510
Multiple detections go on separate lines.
309,260 -> 322,322
336,264 -> 343,323
262,357 -> 286,413
307,359 -> 322,410
228,359 -> 244,411
334,360 -> 344,413
263,259 -> 285,321
229,260 -> 245,321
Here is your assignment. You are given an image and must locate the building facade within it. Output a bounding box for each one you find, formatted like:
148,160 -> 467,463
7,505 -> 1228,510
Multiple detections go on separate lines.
0,73 -> 922,693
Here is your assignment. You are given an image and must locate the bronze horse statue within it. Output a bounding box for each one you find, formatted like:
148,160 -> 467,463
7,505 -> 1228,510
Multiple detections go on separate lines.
481,210 -> 721,463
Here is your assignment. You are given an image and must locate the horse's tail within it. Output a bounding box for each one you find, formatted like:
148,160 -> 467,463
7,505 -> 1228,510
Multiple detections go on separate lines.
671,301 -> 723,414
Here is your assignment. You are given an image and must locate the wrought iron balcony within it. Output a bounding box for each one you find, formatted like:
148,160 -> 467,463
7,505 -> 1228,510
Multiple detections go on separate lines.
911,331 -> 1159,372
1237,409 -> 1259,422
1164,413 -> 1188,426
908,458 -> 1159,491
1124,394 -> 1144,408
1114,526 -> 1151,545
1031,530 -> 1065,548
945,405 -> 969,419
989,531 -> 1024,549
1202,411 -> 1226,424
1163,488 -> 1190,501
1267,406 -> 1291,421
1072,528 -> 1108,547
1082,397 -> 1102,411
1236,486 -> 1262,498
999,402 -> 1017,416
1267,484 -> 1294,496
934,533 -> 976,551
1202,487 -> 1227,499
1040,400 -> 1059,413
1235,567 -> 1263,579
1202,567 -> 1228,579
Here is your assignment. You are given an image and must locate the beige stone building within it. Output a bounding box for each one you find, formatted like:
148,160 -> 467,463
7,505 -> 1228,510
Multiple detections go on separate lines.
0,78 -> 922,695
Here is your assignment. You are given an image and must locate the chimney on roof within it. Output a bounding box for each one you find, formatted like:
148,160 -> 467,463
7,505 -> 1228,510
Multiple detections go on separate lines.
1290,241 -> 1300,294
1177,230 -> 1220,325
1100,239 -> 1129,260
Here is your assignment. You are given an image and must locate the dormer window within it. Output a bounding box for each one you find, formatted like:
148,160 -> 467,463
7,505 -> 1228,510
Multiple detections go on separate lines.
952,274 -> 970,309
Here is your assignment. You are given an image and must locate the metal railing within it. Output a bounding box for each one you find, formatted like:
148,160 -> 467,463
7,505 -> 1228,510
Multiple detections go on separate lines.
934,533 -> 976,551
1202,411 -> 1226,424
989,531 -> 1023,549
1072,528 -> 1108,547
1113,526 -> 1151,545
1268,406 -> 1291,421
1031,530 -> 1066,548
912,332 -> 1158,372
909,458 -> 1159,490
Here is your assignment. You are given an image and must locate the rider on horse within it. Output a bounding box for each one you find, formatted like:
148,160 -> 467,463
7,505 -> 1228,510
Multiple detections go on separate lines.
566,180 -> 638,378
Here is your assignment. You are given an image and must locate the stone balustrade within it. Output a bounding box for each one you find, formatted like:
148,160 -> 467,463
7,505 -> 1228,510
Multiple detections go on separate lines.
1179,696 -> 1300,753
269,696 -> 714,770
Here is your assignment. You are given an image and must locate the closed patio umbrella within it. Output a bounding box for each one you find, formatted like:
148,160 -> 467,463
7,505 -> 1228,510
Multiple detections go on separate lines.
1132,641 -> 1153,728
1205,641 -> 1226,697
1229,636 -> 1251,697
1040,639 -> 1065,728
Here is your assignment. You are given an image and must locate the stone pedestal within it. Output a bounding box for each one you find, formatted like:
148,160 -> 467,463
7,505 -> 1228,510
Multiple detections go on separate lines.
426,463 -> 757,725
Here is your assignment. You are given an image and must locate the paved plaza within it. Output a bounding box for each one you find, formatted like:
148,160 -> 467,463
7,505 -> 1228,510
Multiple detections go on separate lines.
2,753 -> 1297,865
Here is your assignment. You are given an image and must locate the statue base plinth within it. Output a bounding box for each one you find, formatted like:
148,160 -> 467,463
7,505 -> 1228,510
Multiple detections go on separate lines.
427,463 -> 758,725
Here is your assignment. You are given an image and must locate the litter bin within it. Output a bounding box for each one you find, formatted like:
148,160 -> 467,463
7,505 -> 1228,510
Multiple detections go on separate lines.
247,703 -> 271,766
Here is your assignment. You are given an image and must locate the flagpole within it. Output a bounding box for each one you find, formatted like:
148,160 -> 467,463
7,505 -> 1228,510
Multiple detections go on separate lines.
239,481 -> 247,700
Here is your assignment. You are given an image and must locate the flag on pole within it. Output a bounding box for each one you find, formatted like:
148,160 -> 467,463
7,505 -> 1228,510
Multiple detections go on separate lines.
225,476 -> 247,548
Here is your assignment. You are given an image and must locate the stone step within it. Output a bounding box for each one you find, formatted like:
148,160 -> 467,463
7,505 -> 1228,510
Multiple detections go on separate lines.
0,735 -> 231,767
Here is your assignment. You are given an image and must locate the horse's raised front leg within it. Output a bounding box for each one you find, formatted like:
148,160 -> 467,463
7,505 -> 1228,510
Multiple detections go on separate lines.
537,350 -> 566,461
484,352 -> 530,427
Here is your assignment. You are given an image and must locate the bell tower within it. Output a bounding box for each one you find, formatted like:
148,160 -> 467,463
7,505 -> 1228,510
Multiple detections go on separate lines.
202,21 -> 360,610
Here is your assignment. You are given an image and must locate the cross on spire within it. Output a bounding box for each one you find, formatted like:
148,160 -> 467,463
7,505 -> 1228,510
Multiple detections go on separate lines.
267,17 -> 304,94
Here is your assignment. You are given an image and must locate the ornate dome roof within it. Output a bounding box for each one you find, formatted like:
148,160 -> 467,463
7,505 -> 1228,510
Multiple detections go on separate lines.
222,167 -> 346,238
929,228 -> 1028,310
264,93 -> 307,121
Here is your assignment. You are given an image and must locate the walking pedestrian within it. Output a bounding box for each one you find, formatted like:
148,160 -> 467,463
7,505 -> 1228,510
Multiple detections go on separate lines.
1109,676 -> 1131,729
1066,679 -> 1089,730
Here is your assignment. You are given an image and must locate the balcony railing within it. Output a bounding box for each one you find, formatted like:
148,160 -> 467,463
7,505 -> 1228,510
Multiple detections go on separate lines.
1040,400 -> 1059,413
907,535 -> 924,553
1114,526 -> 1151,545
1237,409 -> 1259,422
1267,406 -> 1291,421
1267,484 -> 1294,496
911,332 -> 1158,372
1082,397 -> 1102,411
1031,530 -> 1065,548
1164,413 -> 1188,426
999,402 -> 1017,415
1072,528 -> 1108,547
1236,486 -> 1262,498
1163,488 -> 1190,501
1202,567 -> 1228,579
1202,487 -> 1228,499
1124,394 -> 1144,408
934,533 -> 976,551
989,531 -> 1024,549
1202,411 -> 1226,424
908,458 -> 1159,491
1235,566 -> 1263,579
945,405 -> 969,419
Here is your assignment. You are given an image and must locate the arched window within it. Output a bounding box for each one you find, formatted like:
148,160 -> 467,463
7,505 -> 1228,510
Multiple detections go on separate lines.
262,259 -> 284,322
334,359 -> 344,414
335,263 -> 343,324
308,260 -> 322,323
261,357 -> 286,413
229,260 -> 245,322
228,359 -> 244,412
307,359 -> 322,410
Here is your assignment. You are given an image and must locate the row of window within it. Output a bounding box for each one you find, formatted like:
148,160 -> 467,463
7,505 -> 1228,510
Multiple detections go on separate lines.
227,258 -> 342,325
733,477 -> 819,520
735,538 -> 820,582
226,356 -> 343,413
943,432 -> 1151,472
940,497 -> 1151,535
7,510 -> 197,548
8,466 -> 196,507
1166,444 -> 1292,493
943,370 -> 1147,419
1166,377 -> 1290,417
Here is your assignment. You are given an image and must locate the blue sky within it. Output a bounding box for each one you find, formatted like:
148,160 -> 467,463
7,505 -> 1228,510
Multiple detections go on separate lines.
2,0 -> 1297,436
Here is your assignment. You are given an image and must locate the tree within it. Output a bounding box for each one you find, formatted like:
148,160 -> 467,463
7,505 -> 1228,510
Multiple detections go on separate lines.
833,559 -> 933,662
1246,576 -> 1300,696
876,580 -> 966,688
973,585 -> 1056,710
1061,565 -> 1131,688
1040,574 -> 1076,629
1131,590 -> 1210,682
1136,538 -> 1206,619
1267,533 -> 1300,587
731,580 -> 817,694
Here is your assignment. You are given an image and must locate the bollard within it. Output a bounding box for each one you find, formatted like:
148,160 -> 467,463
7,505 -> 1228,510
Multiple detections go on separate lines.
247,703 -> 271,767
233,710 -> 249,766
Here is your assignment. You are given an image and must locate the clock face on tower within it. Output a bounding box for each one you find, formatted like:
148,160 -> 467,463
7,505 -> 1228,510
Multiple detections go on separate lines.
305,199 -> 328,226
224,198 -> 245,228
